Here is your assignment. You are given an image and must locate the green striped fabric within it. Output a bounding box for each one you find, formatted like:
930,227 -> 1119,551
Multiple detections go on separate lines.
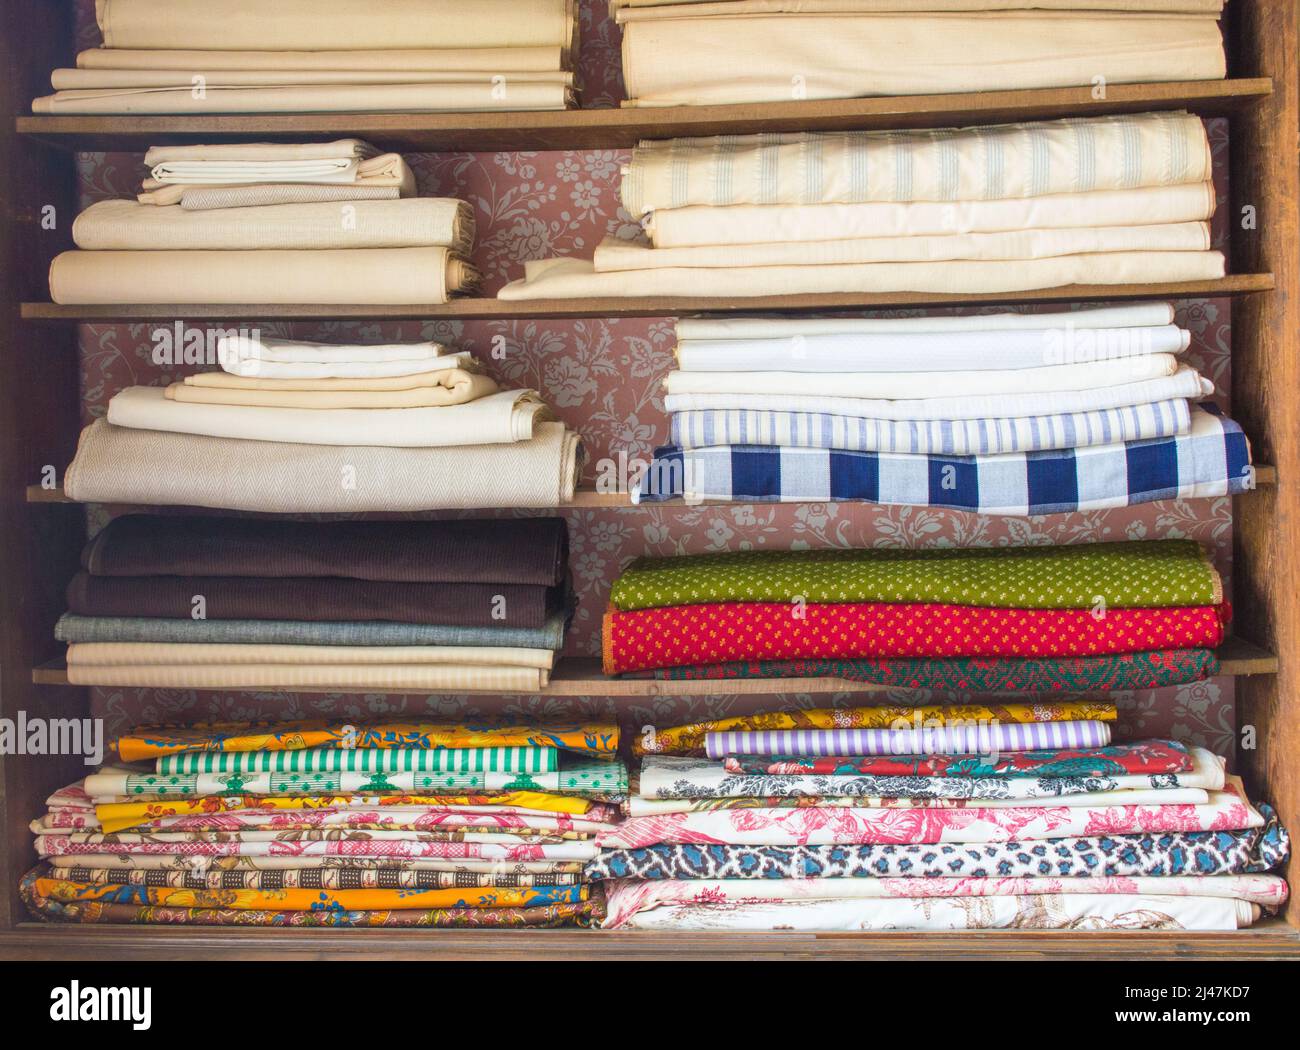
157,746 -> 558,776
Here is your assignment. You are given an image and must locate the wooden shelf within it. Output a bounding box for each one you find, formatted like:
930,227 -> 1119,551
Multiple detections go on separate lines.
1,921 -> 1297,961
26,467 -> 1280,509
29,638 -> 1279,695
14,79 -> 1273,153
19,276 -> 1276,322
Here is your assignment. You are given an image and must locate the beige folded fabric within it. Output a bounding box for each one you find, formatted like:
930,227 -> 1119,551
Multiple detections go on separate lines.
76,46 -> 568,73
663,354 -> 1180,399
53,69 -> 574,89
186,370 -> 482,392
646,183 -> 1217,247
139,153 -> 417,205
66,660 -> 551,691
498,251 -> 1226,299
32,82 -> 572,115
49,247 -> 476,305
176,185 -> 401,210
72,199 -> 475,254
63,419 -> 584,511
597,224 -> 1210,271
146,139 -> 378,167
621,112 -> 1211,218
620,13 -> 1225,107
611,0 -> 1224,11
67,642 -> 554,670
95,0 -> 575,51
165,370 -> 499,409
108,386 -> 550,447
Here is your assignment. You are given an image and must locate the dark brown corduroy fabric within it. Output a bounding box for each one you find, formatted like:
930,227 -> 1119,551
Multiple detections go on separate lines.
66,572 -> 562,628
80,514 -> 569,586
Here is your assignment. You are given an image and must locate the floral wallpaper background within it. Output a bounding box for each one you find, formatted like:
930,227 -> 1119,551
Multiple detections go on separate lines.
69,1 -> 1238,760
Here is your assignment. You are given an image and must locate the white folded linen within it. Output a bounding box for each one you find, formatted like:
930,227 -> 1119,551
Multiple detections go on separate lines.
597,224 -> 1210,271
497,252 -> 1226,299
146,138 -> 376,179
52,69 -> 574,89
676,303 -> 1176,339
105,386 -> 552,447
215,338 -> 472,380
662,364 -> 1215,420
675,325 -> 1189,372
621,112 -> 1210,219
646,184 -> 1217,247
664,354 -> 1180,399
75,46 -> 567,73
176,185 -> 402,211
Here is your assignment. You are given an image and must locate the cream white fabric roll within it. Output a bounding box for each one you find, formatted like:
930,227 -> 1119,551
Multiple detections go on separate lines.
72,199 -> 475,253
620,12 -> 1225,107
662,364 -> 1215,420
63,420 -> 584,511
497,252 -> 1226,299
95,0 -> 575,51
675,326 -> 1189,372
646,184 -> 1217,247
66,661 -> 550,691
597,224 -> 1210,271
611,1 -> 1225,12
664,354 -> 1179,399
106,386 -> 551,447
676,303 -> 1176,339
76,46 -> 568,73
49,247 -> 473,305
52,69 -> 574,89
621,112 -> 1211,218
67,642 -> 555,670
32,81 -> 572,114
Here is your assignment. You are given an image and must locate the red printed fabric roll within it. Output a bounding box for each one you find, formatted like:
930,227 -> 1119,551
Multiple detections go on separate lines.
725,740 -> 1193,779
601,601 -> 1228,675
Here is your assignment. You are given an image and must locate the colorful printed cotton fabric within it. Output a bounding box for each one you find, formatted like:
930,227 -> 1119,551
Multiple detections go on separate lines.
641,651 -> 1218,696
156,745 -> 558,775
608,540 -> 1220,611
725,740 -> 1192,779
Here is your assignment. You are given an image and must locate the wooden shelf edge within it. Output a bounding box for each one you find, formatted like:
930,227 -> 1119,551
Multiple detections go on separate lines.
1,920 -> 1296,961
24,465 -> 1280,508
29,639 -> 1279,695
19,276 -> 1276,321
13,79 -> 1274,153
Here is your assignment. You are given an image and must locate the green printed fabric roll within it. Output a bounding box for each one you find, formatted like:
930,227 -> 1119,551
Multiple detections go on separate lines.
157,746 -> 557,776
609,540 -> 1220,612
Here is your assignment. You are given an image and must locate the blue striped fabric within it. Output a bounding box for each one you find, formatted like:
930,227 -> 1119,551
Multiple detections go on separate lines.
635,403 -> 1252,515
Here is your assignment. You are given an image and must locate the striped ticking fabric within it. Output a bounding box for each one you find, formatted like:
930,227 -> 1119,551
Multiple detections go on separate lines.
157,746 -> 558,776
703,721 -> 1113,760
636,403 -> 1251,514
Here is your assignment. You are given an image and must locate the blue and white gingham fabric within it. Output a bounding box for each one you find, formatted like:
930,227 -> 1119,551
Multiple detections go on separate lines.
634,403 -> 1252,514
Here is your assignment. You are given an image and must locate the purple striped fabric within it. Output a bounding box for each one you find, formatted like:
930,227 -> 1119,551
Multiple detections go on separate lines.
703,720 -> 1113,759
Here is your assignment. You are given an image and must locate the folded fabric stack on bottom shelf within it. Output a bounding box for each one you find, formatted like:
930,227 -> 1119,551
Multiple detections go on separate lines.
56,515 -> 573,690
587,705 -> 1289,930
635,303 -> 1252,511
500,111 -> 1227,300
61,333 -> 583,510
603,540 -> 1228,691
613,0 -> 1225,107
34,0 -> 575,113
24,720 -> 627,928
50,140 -> 479,305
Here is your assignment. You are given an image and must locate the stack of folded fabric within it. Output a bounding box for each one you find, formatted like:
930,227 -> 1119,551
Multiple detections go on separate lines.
56,514 -> 574,690
634,302 -> 1253,512
33,0 -> 575,113
612,0 -> 1226,107
589,707 -> 1289,930
61,332 -> 584,510
50,140 -> 479,305
602,539 -> 1230,691
24,719 -> 628,928
499,111 -> 1227,299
